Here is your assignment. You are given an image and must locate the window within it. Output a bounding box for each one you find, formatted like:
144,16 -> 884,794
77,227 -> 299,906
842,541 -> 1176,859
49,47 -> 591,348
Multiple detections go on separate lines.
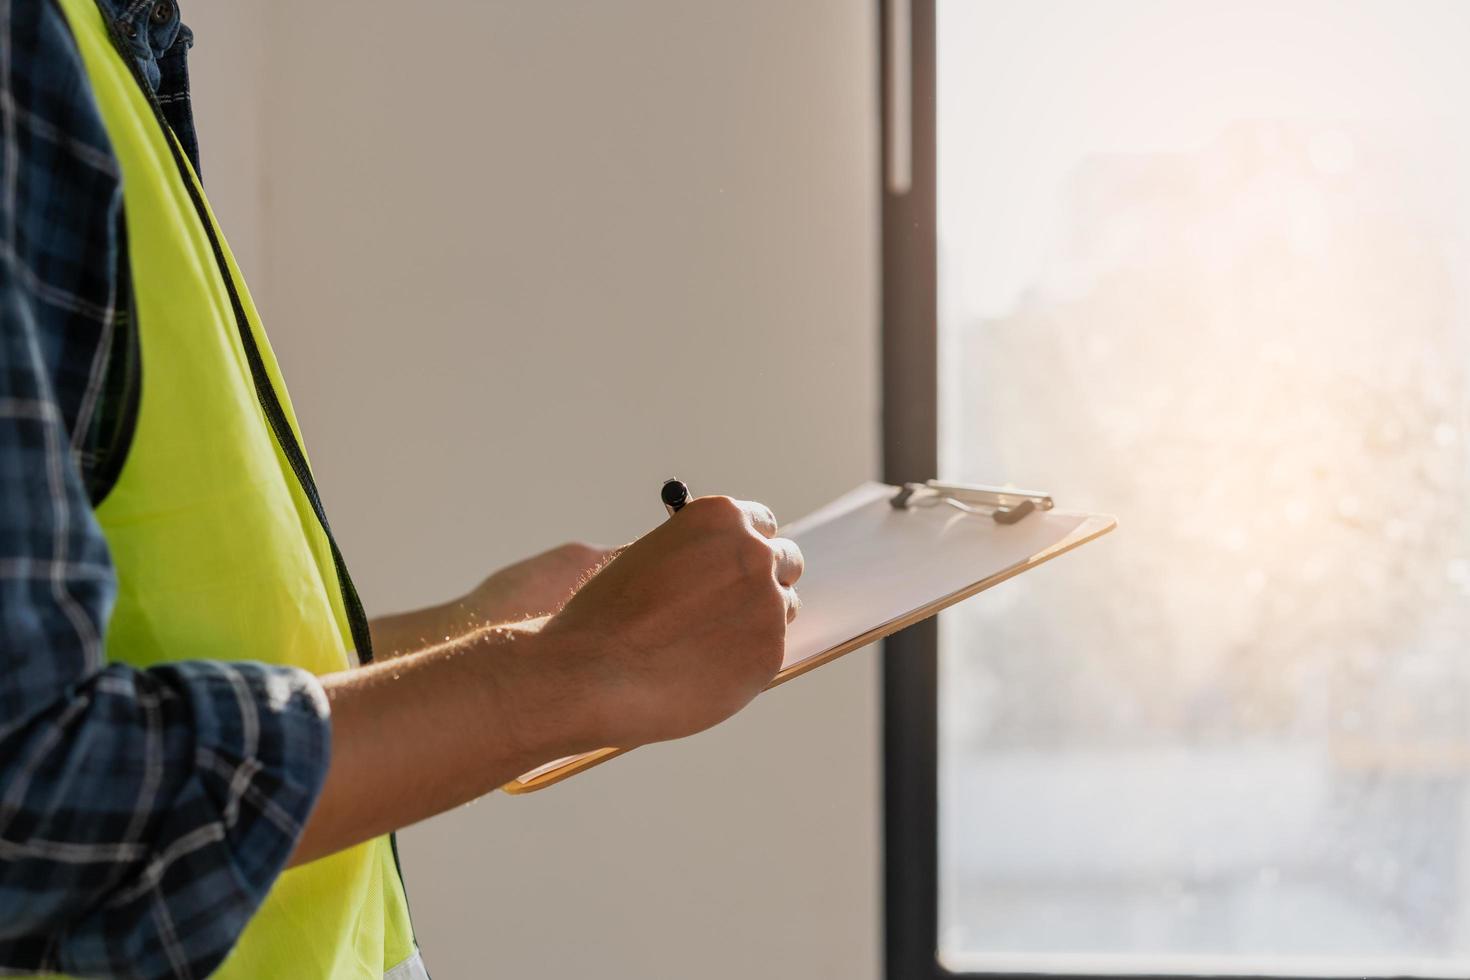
884,2 -> 1470,978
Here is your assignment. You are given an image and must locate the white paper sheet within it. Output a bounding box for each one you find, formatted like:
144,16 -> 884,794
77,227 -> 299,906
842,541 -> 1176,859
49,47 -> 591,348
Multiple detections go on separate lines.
779,482 -> 1090,670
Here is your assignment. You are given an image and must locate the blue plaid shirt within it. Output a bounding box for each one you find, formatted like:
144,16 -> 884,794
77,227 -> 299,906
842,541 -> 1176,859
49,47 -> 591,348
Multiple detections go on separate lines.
0,2 -> 333,977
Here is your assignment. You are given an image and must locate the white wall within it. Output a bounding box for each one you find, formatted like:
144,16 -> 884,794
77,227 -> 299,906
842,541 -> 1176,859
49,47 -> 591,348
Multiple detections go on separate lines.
189,2 -> 881,977
182,3 -> 267,288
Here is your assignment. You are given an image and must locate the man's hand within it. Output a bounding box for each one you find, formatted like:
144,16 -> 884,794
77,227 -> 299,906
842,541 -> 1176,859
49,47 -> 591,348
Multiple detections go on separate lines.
292,496 -> 802,866
368,542 -> 614,656
529,495 -> 804,749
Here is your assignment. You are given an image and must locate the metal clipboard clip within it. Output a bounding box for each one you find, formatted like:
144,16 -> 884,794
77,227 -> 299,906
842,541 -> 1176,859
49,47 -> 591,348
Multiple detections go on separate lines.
889,480 -> 1055,525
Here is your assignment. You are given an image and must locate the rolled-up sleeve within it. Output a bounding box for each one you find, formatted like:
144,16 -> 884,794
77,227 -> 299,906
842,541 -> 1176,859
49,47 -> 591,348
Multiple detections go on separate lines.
0,5 -> 333,976
0,660 -> 331,979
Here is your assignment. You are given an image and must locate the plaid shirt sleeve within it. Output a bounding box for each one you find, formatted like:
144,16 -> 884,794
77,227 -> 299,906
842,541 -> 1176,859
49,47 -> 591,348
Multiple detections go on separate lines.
0,3 -> 334,978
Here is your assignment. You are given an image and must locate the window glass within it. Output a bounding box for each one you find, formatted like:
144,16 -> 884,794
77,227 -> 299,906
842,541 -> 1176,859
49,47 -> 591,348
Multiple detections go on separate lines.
937,2 -> 1470,975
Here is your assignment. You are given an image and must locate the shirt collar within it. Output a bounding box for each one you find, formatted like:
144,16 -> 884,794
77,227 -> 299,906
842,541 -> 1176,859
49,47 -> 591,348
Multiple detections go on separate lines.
93,0 -> 132,21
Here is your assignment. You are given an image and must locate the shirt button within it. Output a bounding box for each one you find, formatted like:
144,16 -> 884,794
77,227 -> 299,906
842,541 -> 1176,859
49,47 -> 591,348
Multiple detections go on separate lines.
122,19 -> 138,39
149,0 -> 175,26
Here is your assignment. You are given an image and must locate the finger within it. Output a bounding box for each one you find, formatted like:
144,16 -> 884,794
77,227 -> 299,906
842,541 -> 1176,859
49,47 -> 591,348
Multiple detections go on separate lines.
782,585 -> 802,624
732,498 -> 779,538
769,536 -> 804,587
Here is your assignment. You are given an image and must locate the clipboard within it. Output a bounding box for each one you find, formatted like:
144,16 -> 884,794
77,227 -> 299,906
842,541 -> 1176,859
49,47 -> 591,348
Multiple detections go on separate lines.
502,480 -> 1116,794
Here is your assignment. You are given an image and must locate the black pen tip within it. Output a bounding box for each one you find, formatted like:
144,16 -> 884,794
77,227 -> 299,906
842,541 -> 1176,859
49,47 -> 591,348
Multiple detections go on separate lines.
661,478 -> 690,510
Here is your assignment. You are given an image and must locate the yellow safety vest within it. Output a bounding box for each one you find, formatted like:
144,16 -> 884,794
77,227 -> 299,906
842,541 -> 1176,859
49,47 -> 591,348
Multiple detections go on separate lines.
54,0 -> 421,976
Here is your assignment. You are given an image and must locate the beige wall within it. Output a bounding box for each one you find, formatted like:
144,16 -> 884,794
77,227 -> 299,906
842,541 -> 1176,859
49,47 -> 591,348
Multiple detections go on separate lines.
190,2 -> 881,977
183,3 -> 267,287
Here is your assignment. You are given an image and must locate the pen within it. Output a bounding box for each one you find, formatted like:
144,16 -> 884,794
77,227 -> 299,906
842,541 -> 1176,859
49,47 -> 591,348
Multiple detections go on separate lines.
661,478 -> 691,516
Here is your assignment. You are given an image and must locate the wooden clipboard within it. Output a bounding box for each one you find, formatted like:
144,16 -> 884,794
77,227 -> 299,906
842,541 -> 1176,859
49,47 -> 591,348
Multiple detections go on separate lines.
502,481 -> 1116,794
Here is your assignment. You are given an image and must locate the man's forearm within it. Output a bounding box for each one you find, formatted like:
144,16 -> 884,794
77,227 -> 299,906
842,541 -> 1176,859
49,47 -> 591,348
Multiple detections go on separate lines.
294,497 -> 801,867
289,619 -> 594,867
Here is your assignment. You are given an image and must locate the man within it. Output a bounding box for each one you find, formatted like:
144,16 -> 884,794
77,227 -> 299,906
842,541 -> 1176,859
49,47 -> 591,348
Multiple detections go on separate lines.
0,1 -> 803,977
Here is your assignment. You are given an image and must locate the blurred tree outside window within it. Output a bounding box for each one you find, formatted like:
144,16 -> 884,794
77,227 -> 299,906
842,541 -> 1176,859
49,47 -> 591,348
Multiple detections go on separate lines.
937,2 -> 1470,975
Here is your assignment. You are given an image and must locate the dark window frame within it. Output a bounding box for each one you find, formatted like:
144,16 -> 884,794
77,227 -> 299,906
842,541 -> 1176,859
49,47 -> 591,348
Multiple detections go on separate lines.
877,4 -> 1436,980
879,0 -> 940,977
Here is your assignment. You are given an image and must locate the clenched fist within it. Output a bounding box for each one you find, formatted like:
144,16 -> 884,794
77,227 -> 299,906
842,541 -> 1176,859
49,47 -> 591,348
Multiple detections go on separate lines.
537,495 -> 803,749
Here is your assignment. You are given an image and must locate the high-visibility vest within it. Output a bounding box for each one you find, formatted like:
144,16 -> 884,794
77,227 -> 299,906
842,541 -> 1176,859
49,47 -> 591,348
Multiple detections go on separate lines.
54,0 -> 422,976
